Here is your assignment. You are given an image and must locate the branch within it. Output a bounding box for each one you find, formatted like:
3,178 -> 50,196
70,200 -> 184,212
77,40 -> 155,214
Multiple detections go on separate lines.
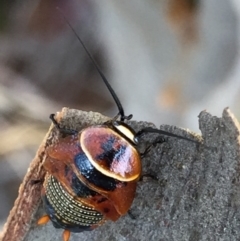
1,107 -> 240,241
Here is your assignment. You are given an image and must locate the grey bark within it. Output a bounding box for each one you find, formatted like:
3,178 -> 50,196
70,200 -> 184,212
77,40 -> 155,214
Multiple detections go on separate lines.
1,107 -> 240,241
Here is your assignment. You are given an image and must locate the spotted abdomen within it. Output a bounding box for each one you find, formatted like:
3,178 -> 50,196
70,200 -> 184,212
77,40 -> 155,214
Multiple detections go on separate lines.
42,174 -> 104,232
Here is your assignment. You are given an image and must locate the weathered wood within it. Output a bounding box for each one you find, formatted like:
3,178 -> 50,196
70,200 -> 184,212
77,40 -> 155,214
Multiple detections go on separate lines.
1,107 -> 240,241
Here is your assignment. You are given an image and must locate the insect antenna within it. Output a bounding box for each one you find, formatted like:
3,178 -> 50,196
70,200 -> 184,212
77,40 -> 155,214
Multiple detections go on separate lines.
57,8 -> 199,145
57,8 -> 131,122
135,127 -> 199,144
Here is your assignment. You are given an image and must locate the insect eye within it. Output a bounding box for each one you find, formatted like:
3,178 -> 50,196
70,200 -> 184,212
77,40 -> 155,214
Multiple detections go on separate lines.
133,136 -> 139,144
113,121 -> 119,126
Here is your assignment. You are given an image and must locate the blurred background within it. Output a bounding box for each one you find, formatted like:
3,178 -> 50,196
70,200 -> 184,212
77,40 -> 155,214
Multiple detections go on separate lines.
0,0 -> 240,230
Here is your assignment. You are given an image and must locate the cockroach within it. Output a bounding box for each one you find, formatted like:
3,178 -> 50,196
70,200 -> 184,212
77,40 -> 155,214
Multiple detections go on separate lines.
38,13 -> 197,241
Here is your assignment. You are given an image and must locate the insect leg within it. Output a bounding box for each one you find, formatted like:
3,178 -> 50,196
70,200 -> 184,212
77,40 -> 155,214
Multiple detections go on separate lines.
49,114 -> 78,135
